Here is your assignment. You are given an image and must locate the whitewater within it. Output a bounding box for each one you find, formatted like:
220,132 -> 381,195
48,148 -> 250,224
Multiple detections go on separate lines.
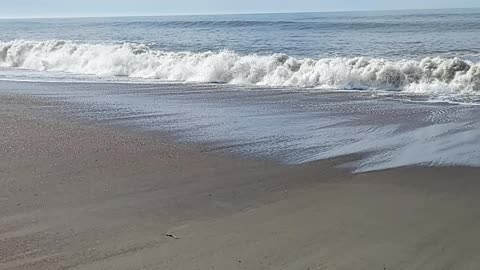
1,10 -> 480,171
1,40 -> 480,98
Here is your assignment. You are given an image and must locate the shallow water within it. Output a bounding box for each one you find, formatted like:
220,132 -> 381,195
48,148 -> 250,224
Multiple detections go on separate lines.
1,10 -> 480,170
2,80 -> 479,172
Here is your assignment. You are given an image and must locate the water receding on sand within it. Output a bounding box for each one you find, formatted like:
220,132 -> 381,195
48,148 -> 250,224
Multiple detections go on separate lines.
2,80 -> 479,172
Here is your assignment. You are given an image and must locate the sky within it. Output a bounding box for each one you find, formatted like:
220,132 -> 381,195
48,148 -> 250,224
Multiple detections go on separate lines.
1,0 -> 479,18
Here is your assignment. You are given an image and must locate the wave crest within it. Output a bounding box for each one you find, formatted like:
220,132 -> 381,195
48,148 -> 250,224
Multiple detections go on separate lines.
1,40 -> 479,94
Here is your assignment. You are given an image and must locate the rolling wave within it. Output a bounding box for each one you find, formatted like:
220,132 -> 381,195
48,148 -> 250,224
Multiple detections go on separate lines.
100,20 -> 441,30
1,40 -> 479,95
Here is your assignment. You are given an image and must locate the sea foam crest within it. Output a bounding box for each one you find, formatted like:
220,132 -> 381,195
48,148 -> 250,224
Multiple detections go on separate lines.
1,40 -> 479,94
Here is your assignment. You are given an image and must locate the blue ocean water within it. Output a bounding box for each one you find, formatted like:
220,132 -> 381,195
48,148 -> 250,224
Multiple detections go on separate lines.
1,9 -> 480,171
1,9 -> 480,59
1,9 -> 480,101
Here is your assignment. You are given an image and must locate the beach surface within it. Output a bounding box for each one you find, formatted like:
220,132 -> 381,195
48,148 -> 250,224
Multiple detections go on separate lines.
2,94 -> 480,270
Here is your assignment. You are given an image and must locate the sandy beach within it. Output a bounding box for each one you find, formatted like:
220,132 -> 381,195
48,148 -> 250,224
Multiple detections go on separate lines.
2,6 -> 480,270
0,93 -> 479,270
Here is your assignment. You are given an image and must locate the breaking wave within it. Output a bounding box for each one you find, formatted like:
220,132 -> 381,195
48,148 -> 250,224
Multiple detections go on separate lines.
1,40 -> 480,95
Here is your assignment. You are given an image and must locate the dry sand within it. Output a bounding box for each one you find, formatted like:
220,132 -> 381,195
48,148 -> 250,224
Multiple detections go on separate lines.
1,94 -> 480,270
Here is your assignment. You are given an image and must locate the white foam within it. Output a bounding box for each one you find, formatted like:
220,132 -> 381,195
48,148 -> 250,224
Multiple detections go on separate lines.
1,40 -> 480,96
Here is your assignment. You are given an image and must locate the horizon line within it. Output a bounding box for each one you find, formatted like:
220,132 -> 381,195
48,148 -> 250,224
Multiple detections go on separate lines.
0,6 -> 479,20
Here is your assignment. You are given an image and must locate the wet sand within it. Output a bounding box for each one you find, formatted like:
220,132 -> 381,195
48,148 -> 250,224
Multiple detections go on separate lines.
2,94 -> 480,270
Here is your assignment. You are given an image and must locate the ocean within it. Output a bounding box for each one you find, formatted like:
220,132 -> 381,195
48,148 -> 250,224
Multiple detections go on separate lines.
1,9 -> 480,171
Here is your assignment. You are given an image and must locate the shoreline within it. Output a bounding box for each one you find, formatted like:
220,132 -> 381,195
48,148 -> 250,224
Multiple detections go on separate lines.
2,80 -> 479,172
2,94 -> 480,269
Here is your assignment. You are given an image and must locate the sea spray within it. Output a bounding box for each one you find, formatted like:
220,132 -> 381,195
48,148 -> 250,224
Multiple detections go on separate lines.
1,40 -> 479,95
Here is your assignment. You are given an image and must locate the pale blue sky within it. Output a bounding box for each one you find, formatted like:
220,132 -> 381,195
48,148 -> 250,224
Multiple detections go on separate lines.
2,0 -> 479,18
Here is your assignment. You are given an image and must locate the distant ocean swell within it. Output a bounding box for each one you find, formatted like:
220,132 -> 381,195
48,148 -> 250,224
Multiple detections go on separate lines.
1,40 -> 479,95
